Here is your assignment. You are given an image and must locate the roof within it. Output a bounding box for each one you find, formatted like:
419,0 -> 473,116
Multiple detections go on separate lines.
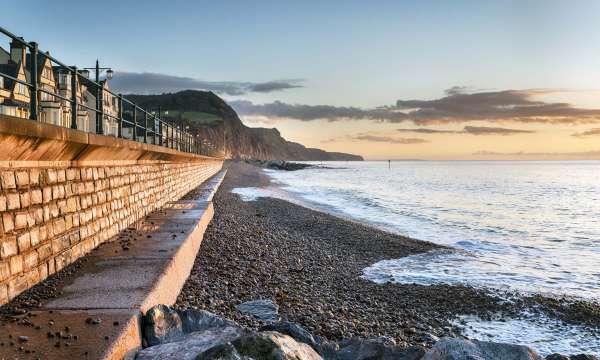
0,47 -> 9,64
0,62 -> 20,91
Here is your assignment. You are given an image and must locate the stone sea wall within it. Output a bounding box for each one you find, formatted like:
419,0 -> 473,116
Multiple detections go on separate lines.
0,159 -> 222,305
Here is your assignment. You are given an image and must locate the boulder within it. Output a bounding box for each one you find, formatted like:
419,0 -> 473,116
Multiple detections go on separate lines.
332,338 -> 424,360
143,305 -> 241,346
260,321 -> 318,349
179,308 -> 239,334
195,342 -> 243,360
546,355 -> 569,360
136,326 -> 246,360
143,304 -> 185,346
236,299 -> 280,322
422,338 -> 543,360
232,331 -> 323,360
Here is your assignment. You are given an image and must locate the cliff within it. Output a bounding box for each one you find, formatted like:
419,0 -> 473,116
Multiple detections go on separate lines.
126,90 -> 363,161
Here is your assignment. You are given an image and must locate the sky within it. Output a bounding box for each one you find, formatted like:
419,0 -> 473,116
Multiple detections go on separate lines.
4,0 -> 600,159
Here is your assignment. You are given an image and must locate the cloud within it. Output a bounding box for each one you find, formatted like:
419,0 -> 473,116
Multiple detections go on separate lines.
396,89 -> 600,125
109,72 -> 302,95
473,149 -> 600,159
463,126 -> 535,135
322,133 -> 428,144
353,134 -> 429,144
231,100 -> 407,122
396,126 -> 534,135
397,128 -> 459,134
571,128 -> 600,138
232,88 -> 600,125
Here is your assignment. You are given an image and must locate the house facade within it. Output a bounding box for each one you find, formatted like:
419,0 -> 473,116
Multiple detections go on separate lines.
28,52 -> 61,125
0,39 -> 31,119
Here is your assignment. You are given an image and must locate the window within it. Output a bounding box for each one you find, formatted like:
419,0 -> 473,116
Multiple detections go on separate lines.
16,83 -> 26,95
0,76 -> 3,89
59,73 -> 71,89
42,67 -> 51,79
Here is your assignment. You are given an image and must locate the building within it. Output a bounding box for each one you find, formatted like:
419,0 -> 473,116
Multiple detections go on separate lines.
83,79 -> 119,136
53,66 -> 89,130
0,39 -> 31,118
27,51 -> 61,125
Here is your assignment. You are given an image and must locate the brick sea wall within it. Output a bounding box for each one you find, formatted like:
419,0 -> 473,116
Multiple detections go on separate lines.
0,159 -> 222,305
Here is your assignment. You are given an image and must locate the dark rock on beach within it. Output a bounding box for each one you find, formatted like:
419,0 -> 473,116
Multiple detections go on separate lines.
260,321 -> 318,350
143,304 -> 240,347
236,299 -> 280,322
139,305 -> 321,360
245,159 -> 314,171
421,338 -> 543,360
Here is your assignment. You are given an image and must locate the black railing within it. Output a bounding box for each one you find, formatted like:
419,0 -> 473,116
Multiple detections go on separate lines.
0,26 -> 212,156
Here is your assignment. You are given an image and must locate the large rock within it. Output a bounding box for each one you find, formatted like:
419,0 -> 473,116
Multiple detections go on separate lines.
260,321 -> 318,350
136,326 -> 245,360
236,299 -> 280,322
232,331 -> 323,360
422,338 -> 544,360
195,342 -> 243,360
332,338 -> 424,360
143,305 -> 240,346
143,304 -> 184,346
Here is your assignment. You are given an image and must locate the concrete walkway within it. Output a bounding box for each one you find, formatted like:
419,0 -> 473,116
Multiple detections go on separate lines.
0,170 -> 227,359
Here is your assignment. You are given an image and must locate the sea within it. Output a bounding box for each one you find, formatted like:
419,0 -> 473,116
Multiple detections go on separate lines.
231,160 -> 600,355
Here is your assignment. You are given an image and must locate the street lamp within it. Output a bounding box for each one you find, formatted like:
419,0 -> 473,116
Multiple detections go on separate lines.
82,59 -> 114,83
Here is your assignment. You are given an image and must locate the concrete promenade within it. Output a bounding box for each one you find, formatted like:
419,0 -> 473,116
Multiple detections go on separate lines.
0,170 -> 226,359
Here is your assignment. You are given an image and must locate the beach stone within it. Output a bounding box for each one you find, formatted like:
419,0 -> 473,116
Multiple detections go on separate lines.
333,338 -> 424,360
236,299 -> 279,322
136,326 -> 245,360
144,304 -> 184,346
570,356 -> 599,360
260,321 -> 317,349
422,337 -> 543,360
232,331 -> 322,360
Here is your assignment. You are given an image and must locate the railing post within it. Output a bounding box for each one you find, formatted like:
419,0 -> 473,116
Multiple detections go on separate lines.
29,42 -> 38,121
133,106 -> 137,141
157,106 -> 162,146
117,94 -> 123,138
96,82 -> 104,134
70,67 -> 78,129
143,111 -> 148,143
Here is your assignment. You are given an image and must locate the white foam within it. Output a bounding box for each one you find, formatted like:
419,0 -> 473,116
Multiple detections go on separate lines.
231,187 -> 273,202
454,314 -> 600,356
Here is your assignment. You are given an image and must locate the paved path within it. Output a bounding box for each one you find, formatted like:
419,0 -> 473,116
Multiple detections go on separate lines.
0,170 -> 226,360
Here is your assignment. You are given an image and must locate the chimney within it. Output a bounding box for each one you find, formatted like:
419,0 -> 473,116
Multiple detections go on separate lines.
9,38 -> 26,67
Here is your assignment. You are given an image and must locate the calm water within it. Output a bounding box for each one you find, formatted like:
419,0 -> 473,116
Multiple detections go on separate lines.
232,160 -> 600,354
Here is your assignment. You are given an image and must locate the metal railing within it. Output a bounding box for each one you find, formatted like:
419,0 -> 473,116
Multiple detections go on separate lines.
0,25 -> 211,156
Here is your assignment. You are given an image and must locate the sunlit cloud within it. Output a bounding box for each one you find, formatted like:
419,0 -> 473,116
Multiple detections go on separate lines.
571,128 -> 600,138
396,126 -> 535,135
322,133 -> 428,145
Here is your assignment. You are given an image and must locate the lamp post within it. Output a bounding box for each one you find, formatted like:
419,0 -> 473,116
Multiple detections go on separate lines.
81,60 -> 114,134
